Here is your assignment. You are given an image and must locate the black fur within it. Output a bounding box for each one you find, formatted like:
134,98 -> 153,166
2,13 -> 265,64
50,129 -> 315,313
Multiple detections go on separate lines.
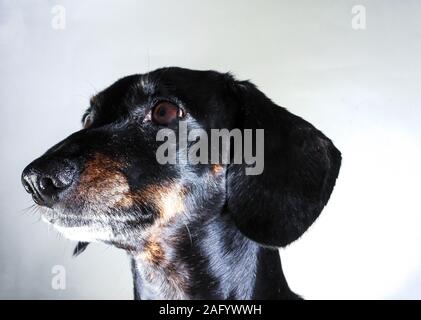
21,67 -> 341,299
226,79 -> 341,246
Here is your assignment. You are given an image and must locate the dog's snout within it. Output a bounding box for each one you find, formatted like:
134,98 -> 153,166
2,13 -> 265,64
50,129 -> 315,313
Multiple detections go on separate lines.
21,159 -> 77,207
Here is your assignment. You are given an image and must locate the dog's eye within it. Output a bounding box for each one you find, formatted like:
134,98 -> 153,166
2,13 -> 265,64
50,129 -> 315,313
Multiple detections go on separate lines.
151,102 -> 182,125
83,113 -> 94,129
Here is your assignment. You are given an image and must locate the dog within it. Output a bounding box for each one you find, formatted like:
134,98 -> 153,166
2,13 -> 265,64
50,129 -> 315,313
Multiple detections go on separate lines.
21,67 -> 341,299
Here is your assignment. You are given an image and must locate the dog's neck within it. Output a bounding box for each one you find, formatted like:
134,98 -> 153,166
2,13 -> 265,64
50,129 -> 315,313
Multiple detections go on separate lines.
128,213 -> 260,300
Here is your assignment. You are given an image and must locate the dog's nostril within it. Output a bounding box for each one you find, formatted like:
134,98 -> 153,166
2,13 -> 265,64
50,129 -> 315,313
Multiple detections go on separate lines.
39,176 -> 57,193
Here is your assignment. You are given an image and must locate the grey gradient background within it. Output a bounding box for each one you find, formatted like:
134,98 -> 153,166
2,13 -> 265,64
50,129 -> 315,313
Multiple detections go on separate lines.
1,0 -> 420,299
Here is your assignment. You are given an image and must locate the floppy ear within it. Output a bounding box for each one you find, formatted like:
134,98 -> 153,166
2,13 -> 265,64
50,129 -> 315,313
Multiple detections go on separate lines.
225,78 -> 341,247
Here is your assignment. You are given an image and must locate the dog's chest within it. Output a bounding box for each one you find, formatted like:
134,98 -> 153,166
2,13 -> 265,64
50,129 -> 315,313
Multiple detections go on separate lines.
132,257 -> 190,300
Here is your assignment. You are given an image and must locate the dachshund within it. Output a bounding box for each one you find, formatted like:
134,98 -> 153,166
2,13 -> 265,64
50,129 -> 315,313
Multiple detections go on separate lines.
21,67 -> 341,299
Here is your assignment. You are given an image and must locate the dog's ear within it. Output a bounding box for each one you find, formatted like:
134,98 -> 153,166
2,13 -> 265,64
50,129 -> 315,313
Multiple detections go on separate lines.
224,76 -> 341,247
73,242 -> 89,257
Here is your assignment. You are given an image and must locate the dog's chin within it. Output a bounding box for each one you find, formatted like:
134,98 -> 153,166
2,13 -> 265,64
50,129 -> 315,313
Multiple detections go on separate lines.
53,224 -> 113,243
40,208 -> 114,243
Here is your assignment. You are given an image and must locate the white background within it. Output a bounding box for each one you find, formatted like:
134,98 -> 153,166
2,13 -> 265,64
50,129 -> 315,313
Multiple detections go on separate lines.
1,0 -> 420,299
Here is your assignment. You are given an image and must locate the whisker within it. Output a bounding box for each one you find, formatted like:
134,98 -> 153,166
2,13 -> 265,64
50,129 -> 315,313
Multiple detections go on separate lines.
181,212 -> 193,246
184,222 -> 193,246
20,204 -> 36,213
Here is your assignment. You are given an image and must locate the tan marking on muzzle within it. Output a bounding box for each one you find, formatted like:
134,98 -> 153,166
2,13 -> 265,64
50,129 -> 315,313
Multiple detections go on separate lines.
77,154 -> 130,207
78,154 -> 187,222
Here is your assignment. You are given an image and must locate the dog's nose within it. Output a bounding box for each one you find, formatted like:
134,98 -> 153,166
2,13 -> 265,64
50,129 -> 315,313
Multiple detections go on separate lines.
21,159 -> 77,207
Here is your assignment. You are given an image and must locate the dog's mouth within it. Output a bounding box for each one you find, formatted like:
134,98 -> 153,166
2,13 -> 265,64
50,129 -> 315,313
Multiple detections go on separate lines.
40,206 -> 86,227
37,205 -> 117,243
22,153 -> 187,244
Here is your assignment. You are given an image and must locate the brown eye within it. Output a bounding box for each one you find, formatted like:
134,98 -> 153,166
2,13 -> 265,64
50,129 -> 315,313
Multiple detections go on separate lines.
152,101 -> 182,125
83,113 -> 93,129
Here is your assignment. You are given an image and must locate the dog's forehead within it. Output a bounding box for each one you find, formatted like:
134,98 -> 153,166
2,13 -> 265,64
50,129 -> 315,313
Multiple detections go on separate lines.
90,74 -> 145,108
92,68 -> 222,103
87,68 -> 225,123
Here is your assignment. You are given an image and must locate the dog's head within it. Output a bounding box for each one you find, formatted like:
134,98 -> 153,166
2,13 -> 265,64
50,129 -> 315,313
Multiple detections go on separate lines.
21,67 -> 341,251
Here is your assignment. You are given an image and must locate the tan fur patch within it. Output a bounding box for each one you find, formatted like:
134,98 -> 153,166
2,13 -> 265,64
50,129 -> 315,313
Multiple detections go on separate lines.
136,229 -> 189,299
132,184 -> 187,264
77,153 -> 187,224
141,235 -> 165,265
211,164 -> 224,175
133,184 -> 190,298
117,183 -> 186,221
156,184 -> 186,221
77,154 -> 131,207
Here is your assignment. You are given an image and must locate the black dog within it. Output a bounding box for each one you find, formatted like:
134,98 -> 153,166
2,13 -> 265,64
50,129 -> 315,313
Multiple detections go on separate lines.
21,67 -> 341,299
